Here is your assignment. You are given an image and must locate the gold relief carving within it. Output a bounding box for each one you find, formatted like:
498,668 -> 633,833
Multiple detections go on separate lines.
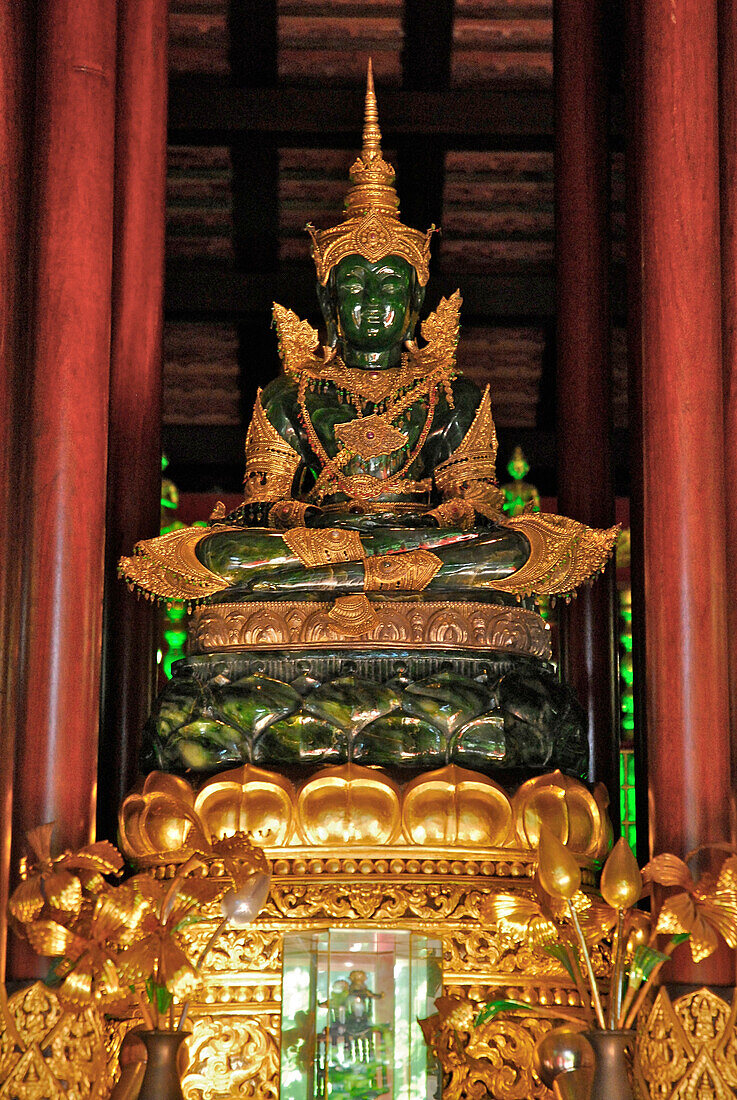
635,987 -> 737,1099
0,982 -> 109,1100
495,512 -> 620,597
242,390 -> 301,505
189,599 -> 552,659
363,548 -> 442,592
182,1013 -> 280,1100
422,995 -> 552,1100
282,526 -> 366,567
265,880 -> 473,923
402,765 -> 513,847
443,927 -> 571,980
118,526 -> 233,604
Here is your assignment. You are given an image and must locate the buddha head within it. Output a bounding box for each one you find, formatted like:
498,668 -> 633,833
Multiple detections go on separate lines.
317,253 -> 424,367
307,61 -> 433,368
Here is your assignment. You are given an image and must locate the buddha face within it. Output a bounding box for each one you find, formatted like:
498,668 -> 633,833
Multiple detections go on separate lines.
334,254 -> 415,354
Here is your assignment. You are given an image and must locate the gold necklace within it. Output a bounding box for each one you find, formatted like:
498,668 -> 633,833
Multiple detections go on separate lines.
299,352 -> 431,409
297,371 -> 441,502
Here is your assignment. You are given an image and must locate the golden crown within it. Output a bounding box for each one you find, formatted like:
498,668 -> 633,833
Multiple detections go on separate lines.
306,60 -> 435,286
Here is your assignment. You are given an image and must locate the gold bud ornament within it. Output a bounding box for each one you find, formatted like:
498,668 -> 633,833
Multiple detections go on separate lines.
538,823 -> 582,900
600,837 -> 642,911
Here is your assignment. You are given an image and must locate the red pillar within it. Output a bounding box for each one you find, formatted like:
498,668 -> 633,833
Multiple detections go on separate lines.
720,0 -> 737,860
98,1 -> 167,840
9,0 -> 117,977
0,4 -> 34,984
553,0 -> 618,813
633,0 -> 732,984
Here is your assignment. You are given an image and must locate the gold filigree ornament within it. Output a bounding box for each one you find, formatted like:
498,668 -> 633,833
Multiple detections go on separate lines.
281,526 -> 365,567
334,412 -> 408,459
268,499 -> 313,529
325,592 -> 379,635
420,994 -> 553,1100
426,498 -> 477,530
495,512 -> 620,598
306,61 -> 435,286
434,385 -> 498,496
276,293 -> 460,408
363,548 -> 442,591
118,525 -> 236,605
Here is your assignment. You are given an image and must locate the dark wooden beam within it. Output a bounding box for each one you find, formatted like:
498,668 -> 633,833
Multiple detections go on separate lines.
165,262 -> 628,320
165,264 -> 554,318
169,81 -> 556,143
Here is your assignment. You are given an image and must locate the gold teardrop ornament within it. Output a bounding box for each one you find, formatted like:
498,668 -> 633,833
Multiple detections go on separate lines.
537,823 -> 582,900
335,413 -> 409,459
600,836 -> 642,910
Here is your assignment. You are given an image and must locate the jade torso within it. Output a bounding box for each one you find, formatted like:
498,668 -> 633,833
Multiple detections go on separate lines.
256,371 -> 481,505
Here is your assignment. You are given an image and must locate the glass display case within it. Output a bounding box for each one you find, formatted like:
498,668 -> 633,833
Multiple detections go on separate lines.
280,930 -> 442,1100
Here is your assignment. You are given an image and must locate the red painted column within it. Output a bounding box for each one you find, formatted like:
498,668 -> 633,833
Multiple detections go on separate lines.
633,0 -> 732,984
553,0 -> 618,814
0,4 -> 34,984
9,0 -> 117,978
97,1 -> 167,840
720,0 -> 737,864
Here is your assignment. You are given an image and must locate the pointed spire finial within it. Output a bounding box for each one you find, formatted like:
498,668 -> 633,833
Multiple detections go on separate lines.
362,58 -> 382,160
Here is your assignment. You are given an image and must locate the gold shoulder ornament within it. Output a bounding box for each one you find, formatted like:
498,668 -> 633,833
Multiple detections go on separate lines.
494,513 -> 620,598
272,304 -> 323,376
434,384 -> 505,520
242,388 -> 301,504
435,385 -> 498,495
118,526 -> 237,605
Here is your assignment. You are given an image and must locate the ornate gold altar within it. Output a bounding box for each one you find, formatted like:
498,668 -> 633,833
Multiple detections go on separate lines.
107,764 -> 607,1099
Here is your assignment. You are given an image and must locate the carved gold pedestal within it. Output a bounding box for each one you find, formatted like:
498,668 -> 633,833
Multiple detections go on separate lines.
115,763 -> 609,1100
635,986 -> 737,1099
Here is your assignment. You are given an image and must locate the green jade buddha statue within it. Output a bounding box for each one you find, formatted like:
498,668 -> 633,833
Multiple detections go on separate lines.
120,64 -> 618,779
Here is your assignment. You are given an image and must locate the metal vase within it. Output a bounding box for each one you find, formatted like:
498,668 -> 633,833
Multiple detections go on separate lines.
136,1029 -> 188,1100
586,1029 -> 635,1100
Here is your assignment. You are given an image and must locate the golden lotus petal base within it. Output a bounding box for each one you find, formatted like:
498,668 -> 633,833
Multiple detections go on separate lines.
189,597 -> 552,658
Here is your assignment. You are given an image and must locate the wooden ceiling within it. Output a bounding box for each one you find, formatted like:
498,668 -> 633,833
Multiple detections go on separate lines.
163,0 -> 628,495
